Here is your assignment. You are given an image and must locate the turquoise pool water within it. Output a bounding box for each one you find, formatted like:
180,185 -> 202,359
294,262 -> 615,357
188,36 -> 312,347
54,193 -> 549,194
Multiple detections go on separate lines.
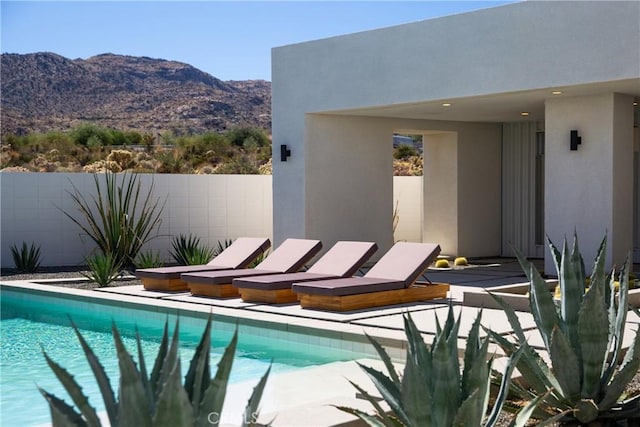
0,287 -> 366,426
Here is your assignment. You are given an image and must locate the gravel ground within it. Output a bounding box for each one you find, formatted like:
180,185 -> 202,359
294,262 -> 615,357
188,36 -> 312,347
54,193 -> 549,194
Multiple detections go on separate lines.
2,267 -> 639,425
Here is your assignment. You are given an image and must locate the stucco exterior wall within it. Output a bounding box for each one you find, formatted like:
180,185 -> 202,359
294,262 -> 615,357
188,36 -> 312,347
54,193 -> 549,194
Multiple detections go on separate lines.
545,93 -> 634,272
305,115 -> 394,256
271,1 -> 639,254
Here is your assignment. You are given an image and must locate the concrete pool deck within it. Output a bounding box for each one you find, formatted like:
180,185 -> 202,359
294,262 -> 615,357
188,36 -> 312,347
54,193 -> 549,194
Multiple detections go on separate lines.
3,258 -> 639,426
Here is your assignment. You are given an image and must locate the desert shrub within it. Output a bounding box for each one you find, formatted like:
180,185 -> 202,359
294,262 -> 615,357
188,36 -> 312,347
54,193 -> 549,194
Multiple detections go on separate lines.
10,241 -> 41,272
225,126 -> 270,148
83,253 -> 122,287
171,234 -> 216,266
394,144 -> 418,160
72,123 -> 113,147
40,316 -> 270,426
490,234 -> 640,424
339,307 -> 539,426
62,172 -> 165,270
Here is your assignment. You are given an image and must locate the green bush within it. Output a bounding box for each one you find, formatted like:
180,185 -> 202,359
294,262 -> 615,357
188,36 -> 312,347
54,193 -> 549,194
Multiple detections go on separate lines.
10,241 -> 42,272
39,316 -> 270,426
338,306 -> 540,426
490,234 -> 640,424
171,234 -> 216,266
134,250 -> 164,269
83,253 -> 122,287
62,172 -> 165,271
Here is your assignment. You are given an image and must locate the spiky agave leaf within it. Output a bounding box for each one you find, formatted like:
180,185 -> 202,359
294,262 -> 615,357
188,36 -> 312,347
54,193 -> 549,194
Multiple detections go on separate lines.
358,362 -> 407,425
41,349 -> 101,427
150,319 -> 170,399
111,323 -> 152,427
184,314 -> 213,417
604,257 -> 631,384
365,331 -> 401,387
197,329 -> 238,427
135,329 -> 155,416
598,324 -> 640,412
429,310 -> 462,426
401,313 -> 432,425
153,357 -> 195,426
485,345 -> 526,427
577,272 -> 609,401
337,379 -> 401,427
558,233 -> 585,353
487,294 -> 564,406
39,387 -> 88,427
68,319 -> 118,426
241,363 -> 271,427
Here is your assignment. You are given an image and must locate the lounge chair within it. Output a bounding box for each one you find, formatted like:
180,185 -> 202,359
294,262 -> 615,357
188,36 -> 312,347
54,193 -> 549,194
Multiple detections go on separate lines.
183,238 -> 323,298
234,241 -> 378,304
292,242 -> 449,311
135,237 -> 271,291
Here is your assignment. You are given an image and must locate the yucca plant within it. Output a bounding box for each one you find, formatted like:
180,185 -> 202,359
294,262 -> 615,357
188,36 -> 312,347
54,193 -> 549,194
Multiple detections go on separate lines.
489,233 -> 640,425
337,306 -> 542,426
39,315 -> 270,426
62,172 -> 165,271
10,241 -> 42,272
134,249 -> 164,269
170,234 -> 216,266
83,253 -> 123,287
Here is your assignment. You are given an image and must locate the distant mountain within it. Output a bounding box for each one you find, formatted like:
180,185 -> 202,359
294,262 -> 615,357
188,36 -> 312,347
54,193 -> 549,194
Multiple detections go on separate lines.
0,52 -> 271,136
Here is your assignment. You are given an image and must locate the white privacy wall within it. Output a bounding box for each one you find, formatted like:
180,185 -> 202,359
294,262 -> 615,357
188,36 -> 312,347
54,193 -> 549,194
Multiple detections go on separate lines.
0,173 -> 420,268
0,173 -> 273,268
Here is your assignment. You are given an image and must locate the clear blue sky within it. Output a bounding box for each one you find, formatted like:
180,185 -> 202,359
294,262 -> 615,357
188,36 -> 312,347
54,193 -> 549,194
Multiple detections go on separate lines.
2,1 -> 516,81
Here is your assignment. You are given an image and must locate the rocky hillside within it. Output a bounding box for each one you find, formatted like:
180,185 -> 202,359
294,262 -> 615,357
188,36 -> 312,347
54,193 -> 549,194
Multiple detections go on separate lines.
1,52 -> 271,136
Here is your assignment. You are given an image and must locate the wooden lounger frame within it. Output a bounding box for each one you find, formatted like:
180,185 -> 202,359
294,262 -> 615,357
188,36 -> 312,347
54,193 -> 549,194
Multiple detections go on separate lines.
142,278 -> 188,292
239,288 -> 298,304
188,282 -> 239,298
297,283 -> 450,312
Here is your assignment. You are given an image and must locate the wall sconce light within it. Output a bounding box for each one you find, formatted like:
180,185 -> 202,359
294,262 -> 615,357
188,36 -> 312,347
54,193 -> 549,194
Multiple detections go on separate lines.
280,144 -> 291,161
570,130 -> 582,151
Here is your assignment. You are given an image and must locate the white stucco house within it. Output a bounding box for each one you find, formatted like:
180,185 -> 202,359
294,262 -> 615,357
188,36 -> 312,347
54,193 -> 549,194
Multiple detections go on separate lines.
271,1 -> 640,274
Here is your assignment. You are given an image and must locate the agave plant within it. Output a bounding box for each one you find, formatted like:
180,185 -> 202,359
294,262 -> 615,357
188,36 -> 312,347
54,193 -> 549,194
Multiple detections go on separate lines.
337,305 -> 542,426
134,249 -> 164,269
10,241 -> 42,272
83,253 -> 123,287
62,172 -> 165,271
170,234 -> 216,266
39,315 -> 270,426
489,234 -> 640,425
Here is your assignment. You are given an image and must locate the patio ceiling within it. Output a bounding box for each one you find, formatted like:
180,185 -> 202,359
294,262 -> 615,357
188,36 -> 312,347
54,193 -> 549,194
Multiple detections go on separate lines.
322,78 -> 640,124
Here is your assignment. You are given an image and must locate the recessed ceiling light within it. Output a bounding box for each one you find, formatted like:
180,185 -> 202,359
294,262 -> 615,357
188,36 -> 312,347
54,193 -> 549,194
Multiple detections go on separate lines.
442,103 -> 451,107
634,101 -> 638,106
521,112 -> 530,116
551,91 -> 563,95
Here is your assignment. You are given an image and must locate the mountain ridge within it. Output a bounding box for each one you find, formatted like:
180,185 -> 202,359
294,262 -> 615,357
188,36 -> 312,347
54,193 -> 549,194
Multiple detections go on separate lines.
1,52 -> 271,136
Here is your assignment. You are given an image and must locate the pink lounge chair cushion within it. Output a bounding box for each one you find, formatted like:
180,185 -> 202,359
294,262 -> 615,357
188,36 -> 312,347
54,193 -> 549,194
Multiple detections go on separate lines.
253,238 -> 322,272
233,272 -> 337,291
232,241 -> 377,290
306,241 -> 377,276
365,242 -> 441,286
292,277 -> 405,296
181,238 -> 322,285
207,237 -> 271,268
135,237 -> 270,280
182,269 -> 278,285
136,264 -> 231,280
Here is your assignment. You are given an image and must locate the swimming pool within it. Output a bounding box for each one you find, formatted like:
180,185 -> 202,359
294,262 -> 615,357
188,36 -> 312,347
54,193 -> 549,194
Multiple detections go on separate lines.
0,285 -> 370,426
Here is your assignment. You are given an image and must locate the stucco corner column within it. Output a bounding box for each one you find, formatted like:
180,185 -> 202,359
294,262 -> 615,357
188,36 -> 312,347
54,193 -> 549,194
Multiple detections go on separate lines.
545,93 -> 634,274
